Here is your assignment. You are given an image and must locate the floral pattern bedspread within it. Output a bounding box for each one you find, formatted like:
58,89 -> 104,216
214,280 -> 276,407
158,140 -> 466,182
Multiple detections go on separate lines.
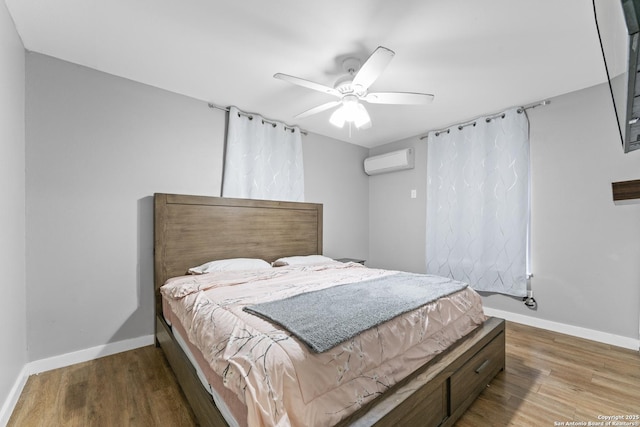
161,262 -> 486,427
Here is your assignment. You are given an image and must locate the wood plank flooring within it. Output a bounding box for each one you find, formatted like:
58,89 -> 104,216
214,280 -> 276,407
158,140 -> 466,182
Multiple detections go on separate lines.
8,322 -> 640,427
7,345 -> 196,427
456,322 -> 640,426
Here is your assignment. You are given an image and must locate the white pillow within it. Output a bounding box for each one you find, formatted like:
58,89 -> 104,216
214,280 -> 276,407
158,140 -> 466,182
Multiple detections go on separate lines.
188,258 -> 271,274
272,255 -> 337,267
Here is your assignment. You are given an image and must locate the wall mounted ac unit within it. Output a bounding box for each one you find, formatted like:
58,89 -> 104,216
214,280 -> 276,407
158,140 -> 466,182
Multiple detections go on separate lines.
364,148 -> 415,176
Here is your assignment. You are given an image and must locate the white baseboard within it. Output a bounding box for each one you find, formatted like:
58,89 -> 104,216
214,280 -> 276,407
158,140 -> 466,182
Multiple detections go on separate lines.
27,334 -> 155,375
484,307 -> 640,351
0,365 -> 28,427
0,334 -> 154,426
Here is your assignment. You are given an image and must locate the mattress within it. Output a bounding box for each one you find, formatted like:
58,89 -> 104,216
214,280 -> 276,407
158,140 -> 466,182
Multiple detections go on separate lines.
161,262 -> 486,427
169,317 -> 244,427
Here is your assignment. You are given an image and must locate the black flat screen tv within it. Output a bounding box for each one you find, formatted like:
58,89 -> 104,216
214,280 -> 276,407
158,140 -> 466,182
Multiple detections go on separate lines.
595,0 -> 640,153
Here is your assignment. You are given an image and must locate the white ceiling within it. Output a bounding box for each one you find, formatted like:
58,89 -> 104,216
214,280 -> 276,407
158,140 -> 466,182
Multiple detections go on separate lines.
6,0 -> 607,148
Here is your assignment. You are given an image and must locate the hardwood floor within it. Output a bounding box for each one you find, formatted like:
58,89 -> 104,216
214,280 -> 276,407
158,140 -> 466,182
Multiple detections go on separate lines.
456,322 -> 640,426
8,322 -> 640,426
7,345 -> 196,427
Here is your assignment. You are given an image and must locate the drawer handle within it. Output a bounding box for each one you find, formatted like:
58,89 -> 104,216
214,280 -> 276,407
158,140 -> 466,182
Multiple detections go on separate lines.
475,359 -> 491,374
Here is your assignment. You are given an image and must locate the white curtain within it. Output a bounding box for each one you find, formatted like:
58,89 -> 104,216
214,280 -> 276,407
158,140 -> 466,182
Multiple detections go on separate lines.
426,107 -> 530,297
222,106 -> 304,202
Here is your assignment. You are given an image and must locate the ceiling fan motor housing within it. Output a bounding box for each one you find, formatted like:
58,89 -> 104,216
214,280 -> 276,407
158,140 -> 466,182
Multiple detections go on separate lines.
335,57 -> 366,96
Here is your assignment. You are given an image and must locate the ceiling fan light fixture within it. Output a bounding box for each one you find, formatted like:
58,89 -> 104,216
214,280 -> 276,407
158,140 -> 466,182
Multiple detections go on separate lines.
352,103 -> 371,129
329,106 -> 347,128
330,95 -> 371,129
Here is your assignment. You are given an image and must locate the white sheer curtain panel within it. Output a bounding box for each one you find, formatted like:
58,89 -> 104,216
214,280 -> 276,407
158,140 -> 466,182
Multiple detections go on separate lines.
426,107 -> 530,297
223,106 -> 304,202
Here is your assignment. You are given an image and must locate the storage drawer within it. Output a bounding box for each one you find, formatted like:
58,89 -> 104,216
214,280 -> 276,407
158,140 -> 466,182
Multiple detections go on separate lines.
375,380 -> 447,427
450,331 -> 505,411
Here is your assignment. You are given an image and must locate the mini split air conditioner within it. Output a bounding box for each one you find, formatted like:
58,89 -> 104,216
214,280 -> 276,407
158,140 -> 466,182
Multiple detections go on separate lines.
364,148 -> 415,176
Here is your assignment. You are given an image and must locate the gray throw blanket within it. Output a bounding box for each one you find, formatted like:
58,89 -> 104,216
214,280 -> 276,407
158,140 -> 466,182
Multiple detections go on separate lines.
243,272 -> 468,353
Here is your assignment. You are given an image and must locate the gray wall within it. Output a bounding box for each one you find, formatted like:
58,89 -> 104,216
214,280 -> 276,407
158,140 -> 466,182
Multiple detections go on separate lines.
304,132 -> 369,261
368,82 -> 640,342
25,53 -> 369,361
368,138 -> 427,272
0,0 -> 26,414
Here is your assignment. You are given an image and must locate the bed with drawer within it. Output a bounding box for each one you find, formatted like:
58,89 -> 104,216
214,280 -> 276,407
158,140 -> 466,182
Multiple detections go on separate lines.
153,193 -> 505,427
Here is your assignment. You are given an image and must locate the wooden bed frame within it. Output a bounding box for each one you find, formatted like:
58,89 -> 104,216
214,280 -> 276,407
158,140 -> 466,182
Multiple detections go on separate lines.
154,193 -> 505,427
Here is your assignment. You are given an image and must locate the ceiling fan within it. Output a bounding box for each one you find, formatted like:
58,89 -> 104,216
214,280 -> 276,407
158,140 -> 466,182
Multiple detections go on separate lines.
274,46 -> 434,131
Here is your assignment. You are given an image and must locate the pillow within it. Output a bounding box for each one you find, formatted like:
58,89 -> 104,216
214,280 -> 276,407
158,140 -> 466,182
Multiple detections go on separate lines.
187,258 -> 271,274
272,255 -> 337,267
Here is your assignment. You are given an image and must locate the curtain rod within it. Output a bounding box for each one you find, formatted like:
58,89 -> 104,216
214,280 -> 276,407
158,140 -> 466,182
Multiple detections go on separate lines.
418,100 -> 550,140
208,102 -> 308,136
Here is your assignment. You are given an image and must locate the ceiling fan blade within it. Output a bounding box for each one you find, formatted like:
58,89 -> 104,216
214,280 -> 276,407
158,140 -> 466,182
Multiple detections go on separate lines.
352,46 -> 395,91
364,92 -> 435,105
274,73 -> 341,98
294,100 -> 341,119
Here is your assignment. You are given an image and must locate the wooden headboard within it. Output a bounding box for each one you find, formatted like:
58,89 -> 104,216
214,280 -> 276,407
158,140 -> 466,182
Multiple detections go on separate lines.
153,193 -> 323,311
